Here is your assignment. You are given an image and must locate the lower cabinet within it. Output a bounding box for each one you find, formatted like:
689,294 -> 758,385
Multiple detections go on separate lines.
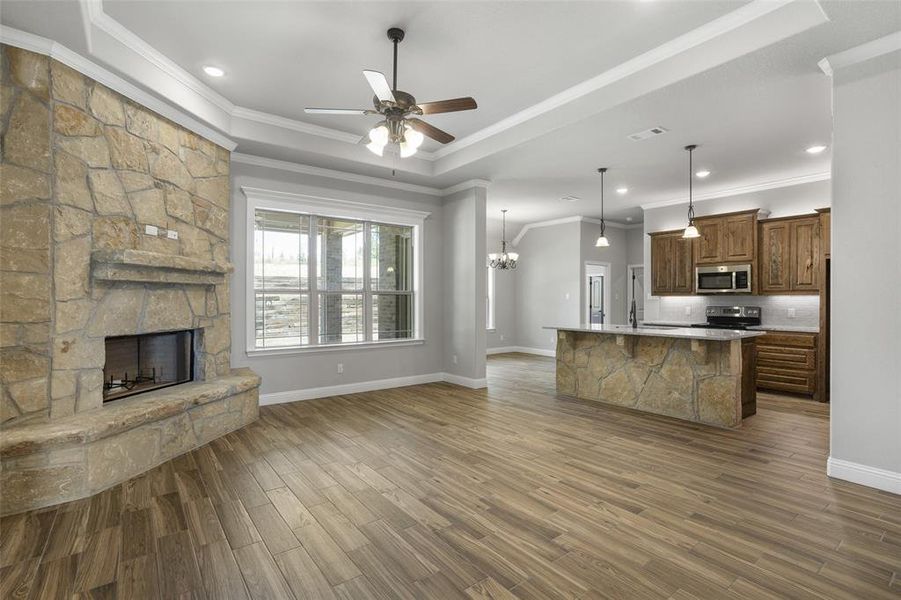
756,331 -> 818,396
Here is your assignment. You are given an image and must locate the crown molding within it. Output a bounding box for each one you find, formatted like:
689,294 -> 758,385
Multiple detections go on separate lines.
511,215 -> 638,247
231,107 -> 365,146
639,171 -> 831,210
241,186 -> 433,221
80,0 -> 234,112
818,30 -> 901,76
0,25 -> 237,150
441,179 -> 491,197
432,0 -> 806,161
232,153 -> 443,196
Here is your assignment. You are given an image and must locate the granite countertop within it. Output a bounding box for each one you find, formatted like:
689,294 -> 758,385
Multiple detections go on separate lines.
642,320 -> 819,334
545,324 -> 767,341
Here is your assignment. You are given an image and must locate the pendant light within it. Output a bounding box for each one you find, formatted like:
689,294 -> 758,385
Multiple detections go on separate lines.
488,209 -> 519,270
595,167 -> 610,247
682,144 -> 700,239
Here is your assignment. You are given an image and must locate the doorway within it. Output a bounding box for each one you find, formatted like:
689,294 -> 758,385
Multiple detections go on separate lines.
627,264 -> 645,325
584,262 -> 610,325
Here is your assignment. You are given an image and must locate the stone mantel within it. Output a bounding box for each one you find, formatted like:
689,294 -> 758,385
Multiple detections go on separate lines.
92,249 -> 232,286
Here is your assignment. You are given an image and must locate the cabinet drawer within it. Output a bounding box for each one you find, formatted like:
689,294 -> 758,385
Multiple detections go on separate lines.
756,332 -> 817,348
757,347 -> 816,370
757,367 -> 816,394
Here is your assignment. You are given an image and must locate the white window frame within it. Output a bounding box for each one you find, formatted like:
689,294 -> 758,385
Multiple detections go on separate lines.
486,266 -> 496,332
243,186 -> 429,355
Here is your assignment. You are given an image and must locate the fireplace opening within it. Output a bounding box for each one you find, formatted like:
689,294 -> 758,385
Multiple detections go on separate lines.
103,330 -> 195,403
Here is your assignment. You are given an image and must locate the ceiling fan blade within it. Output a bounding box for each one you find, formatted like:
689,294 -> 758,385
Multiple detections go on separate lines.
304,108 -> 370,115
363,70 -> 396,103
407,118 -> 454,144
417,97 -> 478,115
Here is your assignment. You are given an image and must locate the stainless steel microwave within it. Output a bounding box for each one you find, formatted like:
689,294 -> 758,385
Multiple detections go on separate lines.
695,264 -> 752,294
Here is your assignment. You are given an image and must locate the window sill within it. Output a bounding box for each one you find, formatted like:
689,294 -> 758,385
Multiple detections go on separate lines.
246,338 -> 426,357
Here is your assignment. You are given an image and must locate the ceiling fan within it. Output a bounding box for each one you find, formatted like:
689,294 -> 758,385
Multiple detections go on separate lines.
304,27 -> 478,158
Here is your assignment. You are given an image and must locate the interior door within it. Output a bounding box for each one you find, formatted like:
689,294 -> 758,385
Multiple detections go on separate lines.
589,275 -> 605,325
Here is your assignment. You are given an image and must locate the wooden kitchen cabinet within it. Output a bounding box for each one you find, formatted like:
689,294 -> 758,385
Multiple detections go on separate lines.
650,230 -> 693,295
694,210 -> 757,265
759,215 -> 821,294
759,220 -> 792,292
790,217 -> 820,291
756,331 -> 818,396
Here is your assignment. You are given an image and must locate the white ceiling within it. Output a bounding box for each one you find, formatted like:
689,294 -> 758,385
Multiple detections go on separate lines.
2,1 -> 898,225
101,0 -> 746,149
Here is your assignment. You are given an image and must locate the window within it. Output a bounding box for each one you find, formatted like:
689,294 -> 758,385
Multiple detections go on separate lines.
247,190 -> 425,352
486,266 -> 496,331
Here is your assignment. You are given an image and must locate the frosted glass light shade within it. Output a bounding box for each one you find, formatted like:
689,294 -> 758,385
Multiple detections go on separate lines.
682,224 -> 700,239
369,124 -> 389,145
507,252 -> 519,261
399,140 -> 417,158
366,140 -> 385,156
595,235 -> 610,247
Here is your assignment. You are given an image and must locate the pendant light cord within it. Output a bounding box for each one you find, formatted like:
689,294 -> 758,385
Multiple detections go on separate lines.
598,168 -> 607,236
501,209 -> 507,254
686,145 -> 695,224
393,38 -> 398,91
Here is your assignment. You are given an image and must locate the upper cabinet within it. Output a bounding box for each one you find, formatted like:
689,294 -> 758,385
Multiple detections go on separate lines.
650,230 -> 693,296
759,215 -> 821,294
694,211 -> 757,265
648,208 -> 829,298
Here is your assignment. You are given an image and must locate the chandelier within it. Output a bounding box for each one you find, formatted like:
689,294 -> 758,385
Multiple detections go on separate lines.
488,209 -> 519,270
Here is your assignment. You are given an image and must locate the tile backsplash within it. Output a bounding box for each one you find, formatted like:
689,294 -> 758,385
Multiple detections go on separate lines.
648,295 -> 820,329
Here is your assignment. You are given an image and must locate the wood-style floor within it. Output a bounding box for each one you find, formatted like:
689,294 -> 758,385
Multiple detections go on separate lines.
2,353 -> 900,599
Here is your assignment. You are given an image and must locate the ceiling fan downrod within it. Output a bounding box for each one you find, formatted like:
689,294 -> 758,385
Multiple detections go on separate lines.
388,27 -> 405,92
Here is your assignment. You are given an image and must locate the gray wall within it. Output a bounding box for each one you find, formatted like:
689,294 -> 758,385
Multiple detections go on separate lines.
626,227 -> 644,267
830,51 -> 901,479
229,162 -> 446,395
442,188 -> 487,380
641,180 -> 831,328
580,223 -> 631,325
486,217 -> 518,349
513,221 -> 582,351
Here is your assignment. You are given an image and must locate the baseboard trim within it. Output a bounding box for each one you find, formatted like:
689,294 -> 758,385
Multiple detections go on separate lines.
487,346 -> 518,355
512,346 -> 556,358
260,371 -> 488,405
441,373 -> 488,389
827,457 -> 901,495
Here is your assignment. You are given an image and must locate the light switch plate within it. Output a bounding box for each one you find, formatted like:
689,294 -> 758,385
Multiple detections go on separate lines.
166,229 -> 178,240
684,306 -> 692,316
788,308 -> 796,318
144,225 -> 158,236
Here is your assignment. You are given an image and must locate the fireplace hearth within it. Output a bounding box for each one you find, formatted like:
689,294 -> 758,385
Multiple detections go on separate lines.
103,330 -> 195,402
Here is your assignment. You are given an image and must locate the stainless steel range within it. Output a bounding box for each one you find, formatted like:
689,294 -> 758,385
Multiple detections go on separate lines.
690,306 -> 761,330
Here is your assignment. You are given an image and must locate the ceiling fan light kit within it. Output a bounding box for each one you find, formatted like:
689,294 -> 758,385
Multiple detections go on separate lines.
305,27 -> 478,160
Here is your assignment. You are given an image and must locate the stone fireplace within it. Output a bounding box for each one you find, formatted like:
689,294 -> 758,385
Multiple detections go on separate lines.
0,45 -> 260,515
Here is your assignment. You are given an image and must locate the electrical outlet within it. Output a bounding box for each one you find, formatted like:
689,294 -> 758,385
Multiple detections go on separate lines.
336,363 -> 343,374
144,225 -> 158,236
499,334 -> 504,341
684,306 -> 692,316
453,355 -> 458,365
787,308 -> 796,319
166,229 -> 178,240
565,292 -> 570,300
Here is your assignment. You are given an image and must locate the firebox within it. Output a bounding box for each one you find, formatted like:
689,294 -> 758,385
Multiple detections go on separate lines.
103,330 -> 195,402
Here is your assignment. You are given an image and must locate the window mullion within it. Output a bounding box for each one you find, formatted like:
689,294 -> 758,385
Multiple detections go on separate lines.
309,215 -> 319,346
363,221 -> 373,342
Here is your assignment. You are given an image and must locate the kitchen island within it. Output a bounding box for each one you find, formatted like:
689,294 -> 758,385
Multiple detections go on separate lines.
546,324 -> 765,428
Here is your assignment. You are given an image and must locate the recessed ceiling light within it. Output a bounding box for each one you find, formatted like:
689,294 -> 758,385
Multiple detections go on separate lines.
561,195 -> 580,203
616,187 -> 629,195
806,145 -> 827,154
203,66 -> 225,77
695,170 -> 711,178
626,217 -> 633,222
